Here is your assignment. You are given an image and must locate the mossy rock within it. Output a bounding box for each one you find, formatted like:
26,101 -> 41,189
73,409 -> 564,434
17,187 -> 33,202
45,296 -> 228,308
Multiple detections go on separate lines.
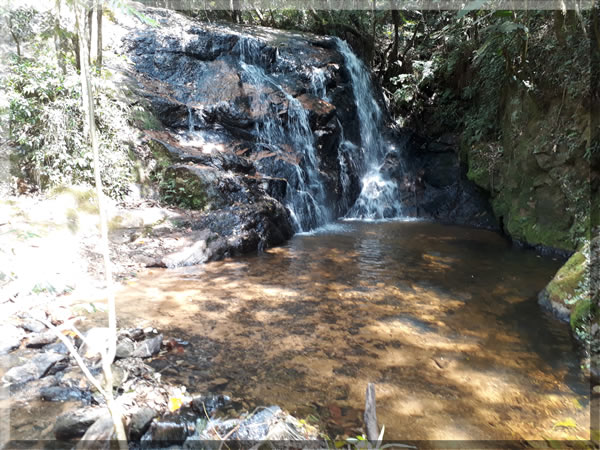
147,140 -> 175,172
545,251 -> 586,305
132,108 -> 164,131
160,166 -> 209,210
570,298 -> 596,334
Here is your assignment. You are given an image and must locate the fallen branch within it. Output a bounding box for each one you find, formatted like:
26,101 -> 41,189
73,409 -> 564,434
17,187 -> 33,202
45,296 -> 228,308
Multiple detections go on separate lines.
34,316 -> 107,397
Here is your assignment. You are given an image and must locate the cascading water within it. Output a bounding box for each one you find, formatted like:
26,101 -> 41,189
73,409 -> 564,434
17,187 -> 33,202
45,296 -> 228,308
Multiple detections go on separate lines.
310,67 -> 329,101
236,38 -> 331,232
335,38 -> 404,219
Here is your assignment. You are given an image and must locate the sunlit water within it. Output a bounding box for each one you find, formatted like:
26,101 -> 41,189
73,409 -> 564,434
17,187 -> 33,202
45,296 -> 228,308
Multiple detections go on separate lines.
111,222 -> 592,441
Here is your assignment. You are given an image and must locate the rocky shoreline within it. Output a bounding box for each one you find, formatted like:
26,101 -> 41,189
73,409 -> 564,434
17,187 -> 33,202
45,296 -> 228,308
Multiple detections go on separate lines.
1,317 -> 320,446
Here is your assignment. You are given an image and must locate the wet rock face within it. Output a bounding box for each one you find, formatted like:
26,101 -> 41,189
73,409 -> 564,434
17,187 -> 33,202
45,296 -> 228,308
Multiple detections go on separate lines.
121,6 -> 494,252
122,8 -> 361,238
396,131 -> 499,229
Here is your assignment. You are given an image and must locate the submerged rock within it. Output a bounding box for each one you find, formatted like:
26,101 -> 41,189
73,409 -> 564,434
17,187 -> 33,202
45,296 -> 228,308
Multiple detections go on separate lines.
186,405 -> 320,443
128,406 -> 158,441
54,407 -> 109,440
76,411 -> 115,450
40,385 -> 89,403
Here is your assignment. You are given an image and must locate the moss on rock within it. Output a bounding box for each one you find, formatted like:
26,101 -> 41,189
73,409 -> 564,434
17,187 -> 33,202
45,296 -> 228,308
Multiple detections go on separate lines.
540,238 -> 598,342
545,251 -> 587,305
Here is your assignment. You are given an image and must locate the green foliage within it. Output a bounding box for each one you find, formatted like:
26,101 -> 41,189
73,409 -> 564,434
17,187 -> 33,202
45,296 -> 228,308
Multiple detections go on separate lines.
159,171 -> 207,210
2,54 -> 135,198
1,6 -> 37,55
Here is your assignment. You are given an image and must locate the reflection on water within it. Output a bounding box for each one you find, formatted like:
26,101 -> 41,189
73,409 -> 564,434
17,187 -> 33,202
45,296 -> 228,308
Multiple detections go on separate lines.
116,221 -> 590,441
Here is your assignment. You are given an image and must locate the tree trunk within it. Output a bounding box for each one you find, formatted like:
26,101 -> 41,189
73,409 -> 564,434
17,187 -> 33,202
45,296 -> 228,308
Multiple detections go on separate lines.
73,0 -> 126,445
232,0 -> 242,23
252,4 -> 266,26
53,12 -> 66,74
390,3 -> 400,62
86,6 -> 93,64
96,0 -> 102,70
371,0 -> 376,66
72,34 -> 81,71
8,25 -> 21,57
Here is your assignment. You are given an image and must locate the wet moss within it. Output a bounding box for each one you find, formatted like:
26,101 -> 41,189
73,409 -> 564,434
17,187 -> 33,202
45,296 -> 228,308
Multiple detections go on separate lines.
160,168 -> 208,210
570,297 -> 595,334
132,108 -> 164,131
545,251 -> 586,304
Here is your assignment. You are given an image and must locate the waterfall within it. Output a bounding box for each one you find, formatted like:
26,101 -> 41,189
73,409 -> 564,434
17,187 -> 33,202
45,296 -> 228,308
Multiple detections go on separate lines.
187,106 -> 195,133
310,67 -> 329,101
335,38 -> 404,220
236,38 -> 331,232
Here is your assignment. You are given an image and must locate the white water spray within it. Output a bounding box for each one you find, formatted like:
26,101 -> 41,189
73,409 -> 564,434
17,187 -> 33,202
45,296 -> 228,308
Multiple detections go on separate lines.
335,38 -> 404,219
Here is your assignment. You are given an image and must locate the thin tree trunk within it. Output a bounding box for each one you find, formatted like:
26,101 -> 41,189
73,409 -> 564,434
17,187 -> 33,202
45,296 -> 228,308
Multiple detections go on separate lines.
73,0 -> 126,446
86,7 -> 93,64
371,0 -> 376,66
232,0 -> 241,23
8,25 -> 21,57
390,4 -> 399,61
96,0 -> 102,70
72,34 -> 81,71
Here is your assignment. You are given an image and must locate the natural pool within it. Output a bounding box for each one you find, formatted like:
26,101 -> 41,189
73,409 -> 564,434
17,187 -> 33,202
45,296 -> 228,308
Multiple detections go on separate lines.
113,220 -> 590,442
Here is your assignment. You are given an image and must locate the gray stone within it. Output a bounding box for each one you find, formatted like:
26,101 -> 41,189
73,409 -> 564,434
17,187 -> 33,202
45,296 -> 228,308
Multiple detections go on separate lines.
9,375 -> 58,402
132,334 -> 163,358
116,337 -> 135,359
2,351 -> 66,384
21,321 -> 47,333
0,324 -> 25,354
40,385 -> 87,402
45,341 -> 69,354
76,411 -> 115,449
26,331 -> 58,348
129,407 -> 158,441
54,407 -> 109,440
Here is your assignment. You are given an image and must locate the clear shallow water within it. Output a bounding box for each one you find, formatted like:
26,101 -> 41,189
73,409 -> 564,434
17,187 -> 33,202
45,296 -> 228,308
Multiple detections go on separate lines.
114,221 -> 591,442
